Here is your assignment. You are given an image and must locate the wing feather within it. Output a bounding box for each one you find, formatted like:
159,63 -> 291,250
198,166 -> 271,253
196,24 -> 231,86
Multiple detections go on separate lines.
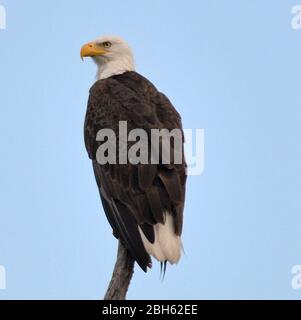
84,72 -> 187,271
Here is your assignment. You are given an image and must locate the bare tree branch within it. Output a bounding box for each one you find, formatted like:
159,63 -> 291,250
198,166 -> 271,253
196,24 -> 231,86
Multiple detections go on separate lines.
104,240 -> 135,300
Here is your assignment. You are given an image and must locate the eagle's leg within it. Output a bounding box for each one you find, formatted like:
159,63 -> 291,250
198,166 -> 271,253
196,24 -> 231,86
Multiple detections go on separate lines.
104,240 -> 135,300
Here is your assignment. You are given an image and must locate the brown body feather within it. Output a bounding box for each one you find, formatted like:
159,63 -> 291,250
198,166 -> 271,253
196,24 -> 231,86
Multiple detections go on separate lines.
84,71 -> 186,271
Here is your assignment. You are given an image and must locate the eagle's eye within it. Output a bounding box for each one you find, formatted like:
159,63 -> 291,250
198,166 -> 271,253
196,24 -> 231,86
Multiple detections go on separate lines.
103,41 -> 112,48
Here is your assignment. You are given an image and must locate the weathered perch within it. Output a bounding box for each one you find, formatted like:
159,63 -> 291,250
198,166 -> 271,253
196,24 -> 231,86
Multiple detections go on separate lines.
104,241 -> 135,300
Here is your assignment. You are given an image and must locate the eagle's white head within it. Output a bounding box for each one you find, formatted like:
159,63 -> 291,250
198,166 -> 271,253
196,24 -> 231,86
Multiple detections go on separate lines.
80,35 -> 135,80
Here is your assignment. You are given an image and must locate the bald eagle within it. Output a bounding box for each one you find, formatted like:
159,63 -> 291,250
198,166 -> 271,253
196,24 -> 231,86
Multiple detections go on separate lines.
81,35 -> 187,272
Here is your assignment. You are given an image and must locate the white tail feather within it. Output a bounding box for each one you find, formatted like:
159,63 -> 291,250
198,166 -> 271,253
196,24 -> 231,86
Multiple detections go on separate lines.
138,212 -> 182,264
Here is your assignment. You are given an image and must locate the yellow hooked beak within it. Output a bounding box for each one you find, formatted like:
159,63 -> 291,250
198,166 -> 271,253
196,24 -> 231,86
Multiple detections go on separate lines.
80,42 -> 107,60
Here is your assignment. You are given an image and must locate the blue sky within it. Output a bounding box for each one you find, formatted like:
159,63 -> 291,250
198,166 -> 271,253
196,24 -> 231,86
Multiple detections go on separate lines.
0,0 -> 301,299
